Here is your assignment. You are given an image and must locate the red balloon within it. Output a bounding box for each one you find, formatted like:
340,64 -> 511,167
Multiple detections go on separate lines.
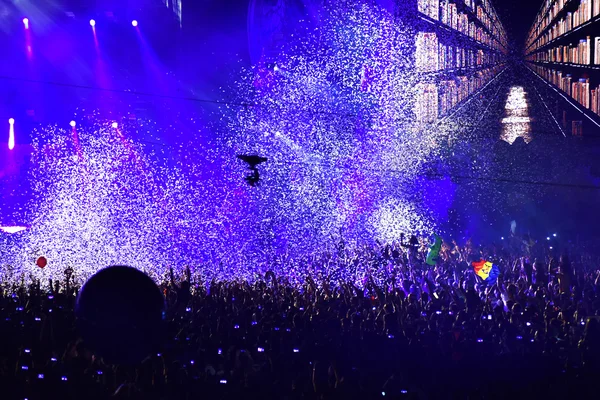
36,257 -> 47,268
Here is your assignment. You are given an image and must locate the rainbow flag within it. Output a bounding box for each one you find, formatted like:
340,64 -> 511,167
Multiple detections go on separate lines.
472,260 -> 500,283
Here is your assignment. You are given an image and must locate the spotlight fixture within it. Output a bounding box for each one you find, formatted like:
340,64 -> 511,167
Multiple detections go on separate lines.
8,118 -> 15,125
236,155 -> 268,187
23,18 -> 29,29
111,122 -> 118,128
132,20 -> 138,27
70,121 -> 76,127
90,19 -> 96,27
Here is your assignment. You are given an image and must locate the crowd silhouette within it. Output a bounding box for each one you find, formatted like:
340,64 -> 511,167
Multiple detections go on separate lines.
1,234 -> 600,399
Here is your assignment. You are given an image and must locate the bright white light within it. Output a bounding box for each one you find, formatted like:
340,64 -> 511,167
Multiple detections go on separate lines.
0,226 -> 27,234
504,86 -> 528,111
90,19 -> 96,27
501,86 -> 532,145
70,121 -> 76,127
132,20 -> 138,27
501,116 -> 531,124
8,119 -> 15,150
23,18 -> 29,29
504,94 -> 528,110
111,122 -> 118,128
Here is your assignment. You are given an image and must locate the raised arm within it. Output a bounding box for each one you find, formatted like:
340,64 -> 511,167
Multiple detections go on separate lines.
169,266 -> 176,287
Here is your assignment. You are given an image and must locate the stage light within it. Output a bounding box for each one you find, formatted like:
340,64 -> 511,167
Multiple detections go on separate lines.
132,20 -> 138,27
0,226 -> 27,234
23,18 -> 29,29
111,122 -> 118,128
8,118 -> 15,150
70,121 -> 76,127
553,233 -> 557,237
90,19 -> 96,27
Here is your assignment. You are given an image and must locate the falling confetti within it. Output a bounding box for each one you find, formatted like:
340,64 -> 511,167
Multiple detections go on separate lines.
0,3 -> 462,285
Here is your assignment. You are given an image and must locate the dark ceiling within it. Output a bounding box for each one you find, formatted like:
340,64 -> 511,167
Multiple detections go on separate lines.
493,0 -> 545,52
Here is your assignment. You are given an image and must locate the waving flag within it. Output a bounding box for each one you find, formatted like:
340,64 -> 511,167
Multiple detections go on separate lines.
426,234 -> 442,266
472,260 -> 500,283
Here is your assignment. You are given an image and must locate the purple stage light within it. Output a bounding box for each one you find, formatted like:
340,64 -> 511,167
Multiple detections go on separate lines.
70,121 -> 76,127
111,122 -> 118,128
8,118 -> 14,125
132,20 -> 138,27
90,19 -> 96,27
23,18 -> 29,29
